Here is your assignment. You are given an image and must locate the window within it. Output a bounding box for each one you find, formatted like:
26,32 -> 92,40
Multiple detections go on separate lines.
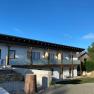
49,53 -> 55,60
32,52 -> 40,60
69,54 -> 72,60
0,49 -> 1,59
9,50 -> 15,59
61,53 -> 63,60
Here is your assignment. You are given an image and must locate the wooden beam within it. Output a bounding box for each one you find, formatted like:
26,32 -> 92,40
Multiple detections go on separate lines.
71,54 -> 74,78
7,46 -> 10,65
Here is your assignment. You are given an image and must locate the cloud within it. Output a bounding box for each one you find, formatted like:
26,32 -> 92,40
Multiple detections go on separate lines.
82,33 -> 94,40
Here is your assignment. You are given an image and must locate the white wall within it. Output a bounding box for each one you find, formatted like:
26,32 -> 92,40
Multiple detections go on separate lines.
74,66 -> 77,77
0,44 -> 8,65
63,67 -> 70,79
0,45 -> 8,59
63,66 -> 77,79
52,68 -> 60,79
32,69 -> 52,88
73,58 -> 78,60
14,68 -> 52,88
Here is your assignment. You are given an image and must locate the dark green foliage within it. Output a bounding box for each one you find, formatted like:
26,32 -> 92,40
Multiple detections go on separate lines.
85,61 -> 94,72
86,42 -> 94,72
88,42 -> 94,61
50,80 -> 55,86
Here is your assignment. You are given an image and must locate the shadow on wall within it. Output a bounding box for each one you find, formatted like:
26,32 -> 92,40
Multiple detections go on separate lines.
52,77 -> 60,82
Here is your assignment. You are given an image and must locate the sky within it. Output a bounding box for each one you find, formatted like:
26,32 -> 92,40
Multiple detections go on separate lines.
0,0 -> 94,50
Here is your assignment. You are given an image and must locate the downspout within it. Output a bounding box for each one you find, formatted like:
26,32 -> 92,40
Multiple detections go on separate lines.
7,46 -> 10,65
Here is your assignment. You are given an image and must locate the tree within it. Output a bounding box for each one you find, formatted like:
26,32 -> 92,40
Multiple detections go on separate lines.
86,42 -> 94,72
88,42 -> 94,61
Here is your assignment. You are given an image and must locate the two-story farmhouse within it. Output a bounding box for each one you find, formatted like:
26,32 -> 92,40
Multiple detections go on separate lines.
0,34 -> 84,85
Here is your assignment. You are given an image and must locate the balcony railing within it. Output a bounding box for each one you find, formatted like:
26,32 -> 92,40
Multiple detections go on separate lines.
9,59 -> 31,65
0,58 -> 80,65
62,59 -> 80,64
49,59 -> 61,64
72,60 -> 80,64
32,59 -> 48,65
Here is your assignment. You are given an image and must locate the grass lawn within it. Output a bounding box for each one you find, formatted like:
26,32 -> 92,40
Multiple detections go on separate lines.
79,77 -> 94,84
56,77 -> 94,85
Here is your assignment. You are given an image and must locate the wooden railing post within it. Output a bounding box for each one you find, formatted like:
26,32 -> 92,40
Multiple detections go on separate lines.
27,47 -> 32,65
7,46 -> 10,65
48,49 -> 50,64
24,74 -> 37,94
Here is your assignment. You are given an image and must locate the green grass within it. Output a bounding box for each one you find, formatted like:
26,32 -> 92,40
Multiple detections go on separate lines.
79,77 -> 94,83
85,61 -> 94,72
56,77 -> 94,85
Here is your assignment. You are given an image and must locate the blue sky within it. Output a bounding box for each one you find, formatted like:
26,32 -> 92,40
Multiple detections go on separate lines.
0,0 -> 94,50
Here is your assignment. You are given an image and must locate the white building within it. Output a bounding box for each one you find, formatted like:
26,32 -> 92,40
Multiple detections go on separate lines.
0,34 -> 84,87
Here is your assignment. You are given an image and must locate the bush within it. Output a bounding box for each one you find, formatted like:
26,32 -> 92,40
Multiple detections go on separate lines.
49,80 -> 55,86
85,61 -> 94,72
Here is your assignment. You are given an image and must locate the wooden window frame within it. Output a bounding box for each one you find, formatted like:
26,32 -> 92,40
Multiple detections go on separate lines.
0,49 -> 1,59
9,50 -> 16,59
32,52 -> 41,60
49,53 -> 55,60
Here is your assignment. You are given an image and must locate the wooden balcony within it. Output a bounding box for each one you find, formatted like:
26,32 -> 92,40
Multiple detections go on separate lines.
0,58 -> 80,70
10,59 -> 80,69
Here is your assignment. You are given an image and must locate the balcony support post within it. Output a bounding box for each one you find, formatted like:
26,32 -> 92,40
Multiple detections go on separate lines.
60,66 -> 63,79
61,52 -> 63,64
7,46 -> 10,65
71,54 -> 74,78
48,49 -> 50,64
27,47 -> 32,65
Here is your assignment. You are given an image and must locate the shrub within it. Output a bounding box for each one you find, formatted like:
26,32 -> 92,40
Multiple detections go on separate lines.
85,61 -> 94,72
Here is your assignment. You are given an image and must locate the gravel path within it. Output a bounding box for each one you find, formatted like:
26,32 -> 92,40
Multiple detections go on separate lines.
40,83 -> 94,94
